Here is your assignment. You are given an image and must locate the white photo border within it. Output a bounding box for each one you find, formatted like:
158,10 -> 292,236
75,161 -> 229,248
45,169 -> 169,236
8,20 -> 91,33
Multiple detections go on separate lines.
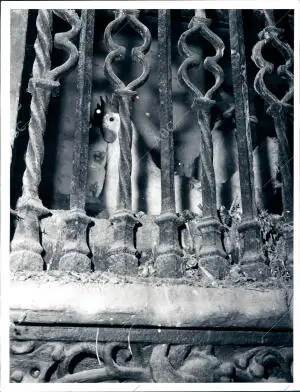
1,1 -> 299,391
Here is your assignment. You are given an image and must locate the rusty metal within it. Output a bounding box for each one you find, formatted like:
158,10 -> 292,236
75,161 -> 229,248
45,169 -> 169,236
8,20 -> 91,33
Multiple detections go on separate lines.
104,9 -> 151,210
103,9 -> 151,275
70,10 -> 95,211
228,10 -> 268,279
252,9 -> 293,274
178,11 -> 224,219
59,10 -> 95,272
178,10 -> 228,279
229,10 -> 256,219
252,9 -> 293,219
158,9 -> 175,214
10,9 -> 81,271
153,10 -> 183,278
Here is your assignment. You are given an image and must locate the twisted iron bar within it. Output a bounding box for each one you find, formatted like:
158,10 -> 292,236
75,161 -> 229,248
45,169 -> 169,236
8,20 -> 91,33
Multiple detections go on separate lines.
178,14 -> 225,217
103,9 -> 151,210
22,10 -> 53,198
251,9 -> 293,218
11,9 -> 81,270
23,9 -> 81,199
177,11 -> 228,279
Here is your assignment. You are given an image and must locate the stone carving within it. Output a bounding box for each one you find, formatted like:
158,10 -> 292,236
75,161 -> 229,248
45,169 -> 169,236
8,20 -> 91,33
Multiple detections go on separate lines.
149,344 -> 235,382
11,341 -> 65,383
10,340 -> 292,383
233,346 -> 292,382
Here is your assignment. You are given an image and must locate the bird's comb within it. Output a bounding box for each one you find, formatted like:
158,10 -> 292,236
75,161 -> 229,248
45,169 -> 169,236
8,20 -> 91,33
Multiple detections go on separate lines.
98,94 -> 118,113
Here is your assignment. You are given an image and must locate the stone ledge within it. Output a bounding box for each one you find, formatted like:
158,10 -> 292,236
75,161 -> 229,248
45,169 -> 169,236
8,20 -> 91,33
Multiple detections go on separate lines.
10,280 -> 292,329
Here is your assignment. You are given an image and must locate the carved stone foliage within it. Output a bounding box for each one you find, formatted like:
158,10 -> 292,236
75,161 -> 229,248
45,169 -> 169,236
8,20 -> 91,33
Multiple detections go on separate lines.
10,340 -> 292,383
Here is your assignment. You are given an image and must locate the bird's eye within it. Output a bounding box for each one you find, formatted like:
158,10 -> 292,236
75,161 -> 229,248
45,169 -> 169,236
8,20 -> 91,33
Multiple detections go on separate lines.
96,109 -> 101,114
109,117 -> 114,122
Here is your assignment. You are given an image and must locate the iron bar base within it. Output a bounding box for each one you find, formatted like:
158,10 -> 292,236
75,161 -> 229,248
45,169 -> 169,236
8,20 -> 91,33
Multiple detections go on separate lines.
238,218 -> 269,280
58,209 -> 92,272
10,196 -> 49,271
154,212 -> 184,278
197,217 -> 228,279
106,210 -> 140,275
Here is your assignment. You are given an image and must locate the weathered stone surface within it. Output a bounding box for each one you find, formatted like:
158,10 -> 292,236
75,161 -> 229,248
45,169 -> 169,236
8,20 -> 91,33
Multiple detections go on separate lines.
10,340 -> 292,383
42,211 -> 160,270
58,210 -> 92,273
10,280 -> 291,329
11,324 -> 293,347
10,10 -> 28,149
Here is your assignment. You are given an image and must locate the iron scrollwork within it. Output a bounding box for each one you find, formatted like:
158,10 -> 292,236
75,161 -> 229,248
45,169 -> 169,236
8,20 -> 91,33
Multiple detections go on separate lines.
178,11 -> 228,279
251,9 -> 294,274
103,10 -> 152,275
103,9 -> 151,210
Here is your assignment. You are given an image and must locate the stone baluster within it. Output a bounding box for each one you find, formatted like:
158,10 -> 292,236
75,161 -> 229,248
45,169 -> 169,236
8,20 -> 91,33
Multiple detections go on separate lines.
178,9 -> 228,279
103,9 -> 151,275
228,10 -> 269,280
252,9 -> 294,276
154,10 -> 184,278
59,10 -> 94,272
10,10 -> 81,271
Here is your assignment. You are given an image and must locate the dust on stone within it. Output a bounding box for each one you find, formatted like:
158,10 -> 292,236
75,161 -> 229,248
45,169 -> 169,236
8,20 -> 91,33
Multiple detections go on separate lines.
10,268 -> 292,289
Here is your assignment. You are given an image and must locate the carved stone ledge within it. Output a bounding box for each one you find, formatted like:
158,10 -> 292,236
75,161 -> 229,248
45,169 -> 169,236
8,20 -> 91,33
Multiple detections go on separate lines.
10,339 -> 292,383
10,280 -> 292,330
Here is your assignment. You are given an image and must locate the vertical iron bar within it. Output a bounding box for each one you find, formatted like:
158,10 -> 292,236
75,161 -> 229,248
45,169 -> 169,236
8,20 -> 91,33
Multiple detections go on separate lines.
154,9 -> 183,278
59,10 -> 95,272
70,10 -> 95,211
158,9 -> 175,213
229,10 -> 268,279
229,10 -> 256,219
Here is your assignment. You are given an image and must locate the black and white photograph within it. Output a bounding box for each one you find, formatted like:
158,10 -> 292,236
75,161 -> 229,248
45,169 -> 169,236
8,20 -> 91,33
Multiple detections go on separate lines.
1,1 -> 299,389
